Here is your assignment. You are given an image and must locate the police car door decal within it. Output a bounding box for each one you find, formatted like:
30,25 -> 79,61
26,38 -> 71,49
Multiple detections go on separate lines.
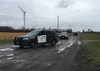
38,35 -> 46,43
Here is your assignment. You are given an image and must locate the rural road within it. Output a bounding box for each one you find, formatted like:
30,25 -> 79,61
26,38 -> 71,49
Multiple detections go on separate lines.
0,34 -> 81,71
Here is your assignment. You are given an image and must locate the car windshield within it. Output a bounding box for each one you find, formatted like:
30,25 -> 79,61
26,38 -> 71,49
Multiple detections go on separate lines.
27,31 -> 40,36
60,32 -> 68,35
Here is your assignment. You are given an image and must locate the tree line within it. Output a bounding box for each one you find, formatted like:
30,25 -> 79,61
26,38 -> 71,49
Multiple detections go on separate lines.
0,26 -> 73,33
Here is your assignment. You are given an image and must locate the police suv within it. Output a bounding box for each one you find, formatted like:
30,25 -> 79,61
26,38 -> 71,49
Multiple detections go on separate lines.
14,30 -> 59,48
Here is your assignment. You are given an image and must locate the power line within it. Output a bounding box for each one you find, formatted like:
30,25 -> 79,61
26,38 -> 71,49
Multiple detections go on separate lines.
34,0 -> 57,15
26,0 -> 56,17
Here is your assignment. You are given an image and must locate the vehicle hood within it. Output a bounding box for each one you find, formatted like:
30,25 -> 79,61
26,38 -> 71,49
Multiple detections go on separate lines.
17,35 -> 35,38
60,34 -> 68,36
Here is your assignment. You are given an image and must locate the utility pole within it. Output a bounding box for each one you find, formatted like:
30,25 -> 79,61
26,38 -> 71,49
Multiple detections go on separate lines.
36,24 -> 37,29
57,15 -> 59,31
69,24 -> 71,29
68,24 -> 69,29
36,23 -> 37,29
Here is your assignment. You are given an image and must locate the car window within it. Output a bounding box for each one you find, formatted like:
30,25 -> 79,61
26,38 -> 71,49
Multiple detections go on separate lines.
60,32 -> 68,35
52,31 -> 57,36
27,31 -> 40,36
39,31 -> 45,35
45,31 -> 52,35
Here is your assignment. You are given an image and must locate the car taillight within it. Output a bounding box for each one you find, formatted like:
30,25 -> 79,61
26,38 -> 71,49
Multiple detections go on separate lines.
57,35 -> 59,37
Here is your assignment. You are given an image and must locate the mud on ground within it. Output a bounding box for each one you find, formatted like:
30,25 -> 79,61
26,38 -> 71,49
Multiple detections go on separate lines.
74,40 -> 100,71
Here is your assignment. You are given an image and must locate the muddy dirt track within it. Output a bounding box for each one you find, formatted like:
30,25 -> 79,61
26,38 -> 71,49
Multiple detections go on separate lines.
0,34 -> 81,71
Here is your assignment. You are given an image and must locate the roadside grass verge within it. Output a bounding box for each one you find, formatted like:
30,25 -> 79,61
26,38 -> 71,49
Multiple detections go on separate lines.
86,41 -> 100,66
82,33 -> 100,40
0,40 -> 13,44
80,33 -> 100,71
68,33 -> 74,35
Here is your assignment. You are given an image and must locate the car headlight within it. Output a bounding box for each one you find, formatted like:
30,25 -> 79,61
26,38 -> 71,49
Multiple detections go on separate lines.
23,38 -> 29,40
65,35 -> 68,37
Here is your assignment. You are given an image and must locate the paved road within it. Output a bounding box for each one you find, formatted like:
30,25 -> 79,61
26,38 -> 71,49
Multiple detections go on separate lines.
0,34 -> 81,71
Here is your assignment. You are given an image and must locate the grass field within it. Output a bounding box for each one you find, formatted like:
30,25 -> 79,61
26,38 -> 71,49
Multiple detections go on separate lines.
82,33 -> 100,70
86,41 -> 100,66
82,33 -> 100,40
68,33 -> 74,35
0,32 -> 28,44
0,40 -> 13,44
0,32 -> 28,40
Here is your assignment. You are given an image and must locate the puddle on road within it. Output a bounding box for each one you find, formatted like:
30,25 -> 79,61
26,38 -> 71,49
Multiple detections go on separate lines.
76,40 -> 81,49
57,41 -> 61,45
11,45 -> 19,48
66,41 -> 73,47
0,48 -> 14,52
15,60 -> 24,63
78,40 -> 81,45
56,41 -> 61,46
57,36 -> 78,53
48,63 -> 51,66
7,57 -> 13,60
6,54 -> 14,56
58,46 -> 66,53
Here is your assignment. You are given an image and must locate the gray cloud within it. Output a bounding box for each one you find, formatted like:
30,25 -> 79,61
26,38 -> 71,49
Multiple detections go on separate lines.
93,0 -> 96,1
74,10 -> 80,12
0,0 -> 100,31
0,14 -> 21,22
0,14 -> 23,28
58,0 -> 74,8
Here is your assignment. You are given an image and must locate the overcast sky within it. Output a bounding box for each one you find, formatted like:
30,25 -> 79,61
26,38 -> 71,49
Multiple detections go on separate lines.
0,0 -> 100,32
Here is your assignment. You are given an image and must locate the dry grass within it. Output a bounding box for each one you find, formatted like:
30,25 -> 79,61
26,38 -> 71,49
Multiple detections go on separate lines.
0,32 -> 28,40
82,40 -> 99,45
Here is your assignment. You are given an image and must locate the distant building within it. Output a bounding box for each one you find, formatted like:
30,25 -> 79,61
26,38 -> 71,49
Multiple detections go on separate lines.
88,29 -> 92,32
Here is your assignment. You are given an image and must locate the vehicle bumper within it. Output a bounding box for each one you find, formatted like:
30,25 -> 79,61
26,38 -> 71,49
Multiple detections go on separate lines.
59,36 -> 68,39
14,38 -> 30,46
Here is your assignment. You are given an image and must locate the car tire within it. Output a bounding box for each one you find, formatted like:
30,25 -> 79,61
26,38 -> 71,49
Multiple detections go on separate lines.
66,37 -> 69,39
30,41 -> 37,48
51,40 -> 56,46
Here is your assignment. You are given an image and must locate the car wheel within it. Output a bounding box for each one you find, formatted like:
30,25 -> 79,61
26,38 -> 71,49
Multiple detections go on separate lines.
51,40 -> 56,46
66,37 -> 69,39
30,41 -> 37,48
